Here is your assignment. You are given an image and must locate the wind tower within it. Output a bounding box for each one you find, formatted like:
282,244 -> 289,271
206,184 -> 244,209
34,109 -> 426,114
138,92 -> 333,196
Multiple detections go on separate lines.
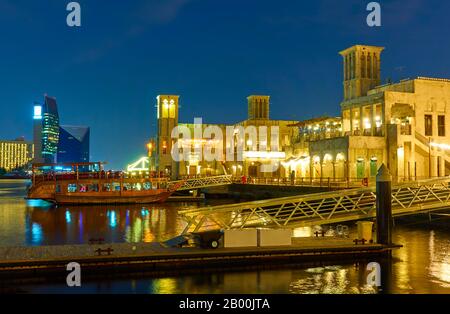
339,45 -> 384,101
156,95 -> 179,179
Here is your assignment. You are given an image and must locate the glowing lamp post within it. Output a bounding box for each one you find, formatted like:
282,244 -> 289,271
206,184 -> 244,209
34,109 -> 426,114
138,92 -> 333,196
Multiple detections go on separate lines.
147,140 -> 155,173
147,142 -> 153,157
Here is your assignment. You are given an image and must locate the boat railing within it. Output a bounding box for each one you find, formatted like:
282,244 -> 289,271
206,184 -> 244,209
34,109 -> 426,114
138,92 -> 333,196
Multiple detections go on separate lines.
32,171 -> 171,184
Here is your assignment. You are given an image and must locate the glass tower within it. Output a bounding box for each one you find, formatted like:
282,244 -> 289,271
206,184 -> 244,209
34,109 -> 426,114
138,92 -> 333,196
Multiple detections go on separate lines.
40,95 -> 60,164
57,125 -> 90,164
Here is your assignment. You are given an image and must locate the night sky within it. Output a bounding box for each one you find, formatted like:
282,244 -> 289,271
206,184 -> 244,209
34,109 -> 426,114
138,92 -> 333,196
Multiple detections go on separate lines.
1,0 -> 449,169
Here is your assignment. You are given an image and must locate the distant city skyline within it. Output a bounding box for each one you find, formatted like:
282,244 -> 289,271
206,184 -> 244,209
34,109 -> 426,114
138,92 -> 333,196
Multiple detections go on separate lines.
1,0 -> 450,169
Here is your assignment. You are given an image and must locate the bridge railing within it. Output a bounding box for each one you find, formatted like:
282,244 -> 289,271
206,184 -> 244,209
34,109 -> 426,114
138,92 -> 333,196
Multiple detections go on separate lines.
231,177 -> 366,189
179,177 -> 450,233
169,175 -> 233,191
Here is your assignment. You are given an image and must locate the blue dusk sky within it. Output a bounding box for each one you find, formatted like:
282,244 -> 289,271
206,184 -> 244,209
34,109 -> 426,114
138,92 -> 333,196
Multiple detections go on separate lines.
0,0 -> 449,169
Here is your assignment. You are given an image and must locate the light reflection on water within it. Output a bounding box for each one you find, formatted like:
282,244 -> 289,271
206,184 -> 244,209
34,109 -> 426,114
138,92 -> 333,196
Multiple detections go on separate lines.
428,230 -> 450,288
0,180 -> 201,246
1,180 -> 450,294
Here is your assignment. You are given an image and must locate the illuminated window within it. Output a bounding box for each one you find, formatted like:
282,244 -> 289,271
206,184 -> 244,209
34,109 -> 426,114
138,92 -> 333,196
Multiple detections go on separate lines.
162,141 -> 168,155
68,184 -> 77,193
161,99 -> 176,118
162,99 -> 169,118
169,99 -> 175,118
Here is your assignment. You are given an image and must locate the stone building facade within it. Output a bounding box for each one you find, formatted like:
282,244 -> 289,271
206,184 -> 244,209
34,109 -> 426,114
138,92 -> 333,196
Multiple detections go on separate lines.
286,44 -> 450,183
151,44 -> 450,182
153,95 -> 298,179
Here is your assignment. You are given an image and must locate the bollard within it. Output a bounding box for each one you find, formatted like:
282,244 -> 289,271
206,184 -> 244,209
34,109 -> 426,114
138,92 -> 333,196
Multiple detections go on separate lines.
376,164 -> 393,245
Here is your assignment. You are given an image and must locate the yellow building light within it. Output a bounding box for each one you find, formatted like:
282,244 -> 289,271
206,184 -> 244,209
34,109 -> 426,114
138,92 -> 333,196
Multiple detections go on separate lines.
336,153 -> 346,162
243,151 -> 286,159
375,116 -> 382,128
323,154 -> 333,163
397,146 -> 404,159
431,142 -> 450,150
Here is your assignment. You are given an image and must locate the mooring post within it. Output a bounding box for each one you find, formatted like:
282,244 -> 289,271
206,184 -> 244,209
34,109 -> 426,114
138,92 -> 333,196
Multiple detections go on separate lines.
376,164 -> 393,245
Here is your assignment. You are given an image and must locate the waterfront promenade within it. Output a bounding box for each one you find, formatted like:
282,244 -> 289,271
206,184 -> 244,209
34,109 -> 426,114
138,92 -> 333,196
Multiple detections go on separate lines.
0,237 -> 400,279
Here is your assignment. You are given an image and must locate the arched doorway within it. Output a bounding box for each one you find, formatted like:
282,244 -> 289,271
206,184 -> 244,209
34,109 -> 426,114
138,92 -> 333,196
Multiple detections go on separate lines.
322,154 -> 333,179
312,156 -> 321,179
335,153 -> 346,179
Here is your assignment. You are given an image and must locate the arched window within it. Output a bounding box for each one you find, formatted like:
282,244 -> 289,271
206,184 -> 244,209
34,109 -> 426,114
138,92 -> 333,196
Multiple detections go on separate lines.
345,55 -> 349,80
373,55 -> 378,79
351,53 -> 355,79
360,53 -> 366,78
258,100 -> 263,119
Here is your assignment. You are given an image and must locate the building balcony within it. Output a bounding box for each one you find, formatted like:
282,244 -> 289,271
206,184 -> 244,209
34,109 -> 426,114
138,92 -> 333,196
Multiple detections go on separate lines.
294,131 -> 343,144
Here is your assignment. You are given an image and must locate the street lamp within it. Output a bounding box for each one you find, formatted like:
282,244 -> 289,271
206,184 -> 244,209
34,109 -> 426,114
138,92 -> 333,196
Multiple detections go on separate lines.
147,142 -> 153,157
147,140 -> 154,174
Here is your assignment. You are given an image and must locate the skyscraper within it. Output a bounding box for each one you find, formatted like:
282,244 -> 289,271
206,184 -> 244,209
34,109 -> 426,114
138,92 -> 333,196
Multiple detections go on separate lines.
32,102 -> 43,163
57,125 -> 90,164
33,95 -> 60,164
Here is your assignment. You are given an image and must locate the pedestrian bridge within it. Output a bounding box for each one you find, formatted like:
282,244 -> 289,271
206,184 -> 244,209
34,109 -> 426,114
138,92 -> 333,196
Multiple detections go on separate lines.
169,175 -> 233,191
178,177 -> 450,233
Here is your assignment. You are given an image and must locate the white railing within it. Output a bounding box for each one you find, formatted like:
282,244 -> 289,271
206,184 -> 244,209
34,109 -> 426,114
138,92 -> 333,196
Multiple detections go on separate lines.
169,175 -> 233,191
179,177 -> 450,233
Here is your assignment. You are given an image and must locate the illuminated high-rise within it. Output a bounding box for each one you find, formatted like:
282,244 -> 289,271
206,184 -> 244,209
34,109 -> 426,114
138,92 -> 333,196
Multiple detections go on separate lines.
32,102 -> 44,163
33,95 -> 60,164
0,138 -> 34,171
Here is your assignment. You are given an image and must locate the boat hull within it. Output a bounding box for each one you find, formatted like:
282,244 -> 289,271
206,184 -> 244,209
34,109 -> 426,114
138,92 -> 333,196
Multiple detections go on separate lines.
27,161 -> 184,205
52,190 -> 174,205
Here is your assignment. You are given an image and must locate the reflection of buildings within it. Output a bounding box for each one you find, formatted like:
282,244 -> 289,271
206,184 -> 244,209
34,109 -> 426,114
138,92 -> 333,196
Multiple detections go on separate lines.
27,203 -> 181,245
57,125 -> 90,164
33,95 -> 60,164
154,95 -> 298,179
286,44 -> 450,182
0,137 -> 34,171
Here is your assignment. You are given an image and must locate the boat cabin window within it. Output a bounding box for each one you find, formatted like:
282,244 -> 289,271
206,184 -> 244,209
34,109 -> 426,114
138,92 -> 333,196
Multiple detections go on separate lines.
68,184 -> 77,193
88,184 -> 99,192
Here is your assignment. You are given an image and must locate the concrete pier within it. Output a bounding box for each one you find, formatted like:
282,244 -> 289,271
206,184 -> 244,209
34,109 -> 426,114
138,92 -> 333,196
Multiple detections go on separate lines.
0,238 -> 401,279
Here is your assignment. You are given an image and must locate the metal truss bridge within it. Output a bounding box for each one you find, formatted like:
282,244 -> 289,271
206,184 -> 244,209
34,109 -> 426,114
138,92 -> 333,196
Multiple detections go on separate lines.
178,177 -> 450,233
169,175 -> 233,191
